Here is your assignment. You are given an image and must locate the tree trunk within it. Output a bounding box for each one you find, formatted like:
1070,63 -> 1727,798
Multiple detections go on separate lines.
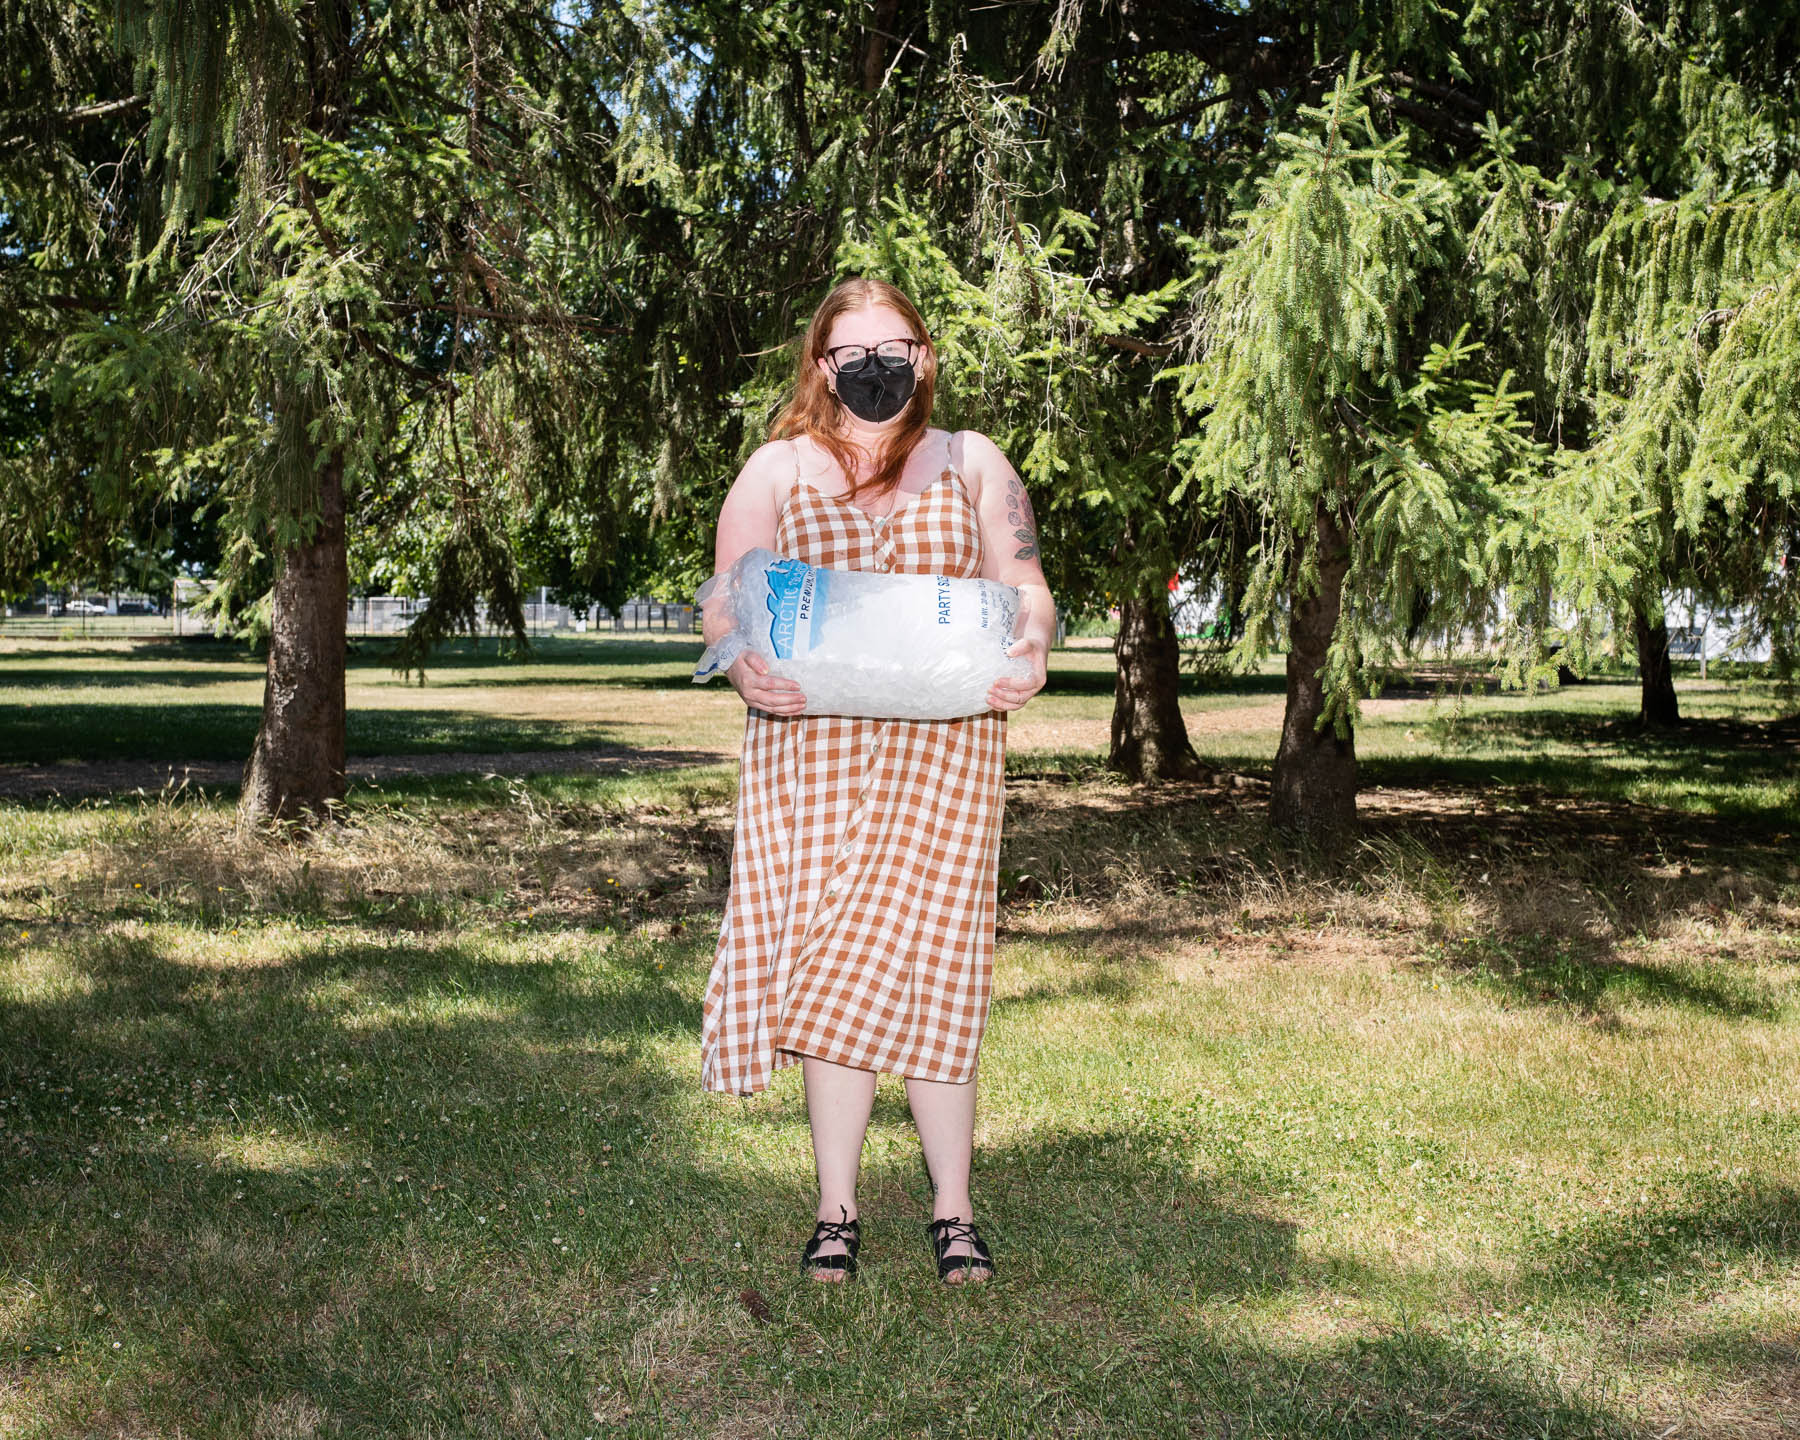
1634,611 -> 1681,727
858,0 -> 900,92
239,450 -> 348,826
1110,587 -> 1202,781
1271,506 -> 1356,839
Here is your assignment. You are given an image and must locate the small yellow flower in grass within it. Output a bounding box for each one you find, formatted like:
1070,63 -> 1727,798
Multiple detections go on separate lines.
134,883 -> 143,890
18,931 -> 26,941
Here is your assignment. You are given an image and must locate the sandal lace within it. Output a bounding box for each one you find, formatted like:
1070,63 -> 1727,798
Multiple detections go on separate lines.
810,1216 -> 858,1249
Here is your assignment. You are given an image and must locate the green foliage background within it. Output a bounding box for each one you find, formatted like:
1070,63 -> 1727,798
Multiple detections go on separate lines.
2,0 -> 1797,696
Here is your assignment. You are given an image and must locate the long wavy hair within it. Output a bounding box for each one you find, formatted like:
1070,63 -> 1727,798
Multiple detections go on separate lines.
769,277 -> 938,504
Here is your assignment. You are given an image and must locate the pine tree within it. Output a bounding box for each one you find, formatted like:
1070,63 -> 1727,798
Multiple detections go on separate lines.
4,1 -> 672,823
1447,1 -> 1800,716
1569,189 -> 1800,706
1176,64 -> 1539,838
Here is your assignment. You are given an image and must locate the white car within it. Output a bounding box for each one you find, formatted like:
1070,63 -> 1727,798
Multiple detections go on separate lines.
66,599 -> 108,614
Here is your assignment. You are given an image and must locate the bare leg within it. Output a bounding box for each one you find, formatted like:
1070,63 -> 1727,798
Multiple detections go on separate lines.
802,1056 -> 876,1281
906,1072 -> 992,1282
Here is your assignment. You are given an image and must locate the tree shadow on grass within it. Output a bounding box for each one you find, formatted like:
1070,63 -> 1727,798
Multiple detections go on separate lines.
786,1123 -> 1638,1439
995,772 -> 1796,1025
1429,931 -> 1786,1021
1038,664 -> 1289,699
1412,708 -> 1800,752
1362,709 -> 1800,830
1,926 -> 720,1434
0,700 -> 664,766
990,958 -> 1161,1015
0,664 -> 261,691
1632,1315 -> 1800,1433
0,639 -> 256,666
346,635 -> 707,672
0,923 -> 1742,1439
1523,1176 -> 1800,1311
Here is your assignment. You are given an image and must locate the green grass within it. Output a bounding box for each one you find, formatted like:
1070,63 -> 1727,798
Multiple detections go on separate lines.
2,643 -> 1798,1437
4,637 -> 1794,832
0,636 -> 717,764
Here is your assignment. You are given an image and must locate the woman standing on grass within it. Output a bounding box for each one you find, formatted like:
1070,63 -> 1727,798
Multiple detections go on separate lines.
700,277 -> 1053,1284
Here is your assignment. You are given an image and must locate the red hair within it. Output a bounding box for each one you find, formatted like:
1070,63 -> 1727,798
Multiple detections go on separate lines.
770,277 -> 938,504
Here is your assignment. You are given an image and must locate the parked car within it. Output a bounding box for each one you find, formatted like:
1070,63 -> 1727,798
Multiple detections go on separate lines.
116,599 -> 160,616
66,599 -> 108,614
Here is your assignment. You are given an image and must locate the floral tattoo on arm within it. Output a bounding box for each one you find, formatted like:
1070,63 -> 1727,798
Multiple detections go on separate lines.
1005,473 -> 1038,561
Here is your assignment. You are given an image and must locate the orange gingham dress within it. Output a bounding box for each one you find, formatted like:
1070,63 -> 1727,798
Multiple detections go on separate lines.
700,441 -> 1007,1095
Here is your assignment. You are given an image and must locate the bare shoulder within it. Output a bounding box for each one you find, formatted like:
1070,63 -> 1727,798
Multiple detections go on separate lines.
717,439 -> 798,529
735,438 -> 799,495
949,429 -> 1018,504
715,438 -> 799,568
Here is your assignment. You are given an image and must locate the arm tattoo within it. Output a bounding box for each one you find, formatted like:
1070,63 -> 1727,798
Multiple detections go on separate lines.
1005,473 -> 1037,527
1005,474 -> 1038,560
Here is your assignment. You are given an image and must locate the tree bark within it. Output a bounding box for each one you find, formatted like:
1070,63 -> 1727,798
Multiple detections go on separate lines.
858,0 -> 901,93
1271,505 -> 1356,839
1634,611 -> 1681,727
239,450 -> 348,826
1109,586 -> 1203,781
236,3 -> 354,829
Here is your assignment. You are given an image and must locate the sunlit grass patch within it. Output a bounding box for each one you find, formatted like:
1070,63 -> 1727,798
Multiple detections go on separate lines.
0,945 -> 94,1005
2,646 -> 1797,1436
4,874 -> 1796,1436
202,1128 -> 351,1174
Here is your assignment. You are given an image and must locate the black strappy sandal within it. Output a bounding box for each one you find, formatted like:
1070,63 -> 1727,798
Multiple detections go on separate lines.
801,1205 -> 861,1281
926,1216 -> 994,1284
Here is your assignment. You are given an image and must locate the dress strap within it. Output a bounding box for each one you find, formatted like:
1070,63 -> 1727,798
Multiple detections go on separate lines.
943,428 -> 973,504
772,437 -> 803,530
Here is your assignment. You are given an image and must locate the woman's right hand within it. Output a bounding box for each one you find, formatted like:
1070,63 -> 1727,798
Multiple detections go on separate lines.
728,651 -> 807,715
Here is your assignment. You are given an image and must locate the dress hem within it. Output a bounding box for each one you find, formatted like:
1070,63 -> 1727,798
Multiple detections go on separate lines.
701,1040 -> 978,1096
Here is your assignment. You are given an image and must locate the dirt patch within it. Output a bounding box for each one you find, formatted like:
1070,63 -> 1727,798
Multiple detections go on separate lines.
1005,698 -> 1288,757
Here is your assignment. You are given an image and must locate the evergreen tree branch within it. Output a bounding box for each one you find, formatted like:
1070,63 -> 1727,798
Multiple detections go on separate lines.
61,94 -> 149,124
1387,72 -> 1486,119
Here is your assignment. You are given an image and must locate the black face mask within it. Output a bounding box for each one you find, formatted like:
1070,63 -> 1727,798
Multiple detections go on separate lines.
832,353 -> 917,423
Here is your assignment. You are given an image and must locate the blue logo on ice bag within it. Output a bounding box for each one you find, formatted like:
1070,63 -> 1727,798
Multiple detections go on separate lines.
764,559 -> 827,659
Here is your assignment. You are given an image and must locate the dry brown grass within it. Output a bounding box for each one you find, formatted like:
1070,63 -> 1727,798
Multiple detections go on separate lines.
1,775 -> 739,932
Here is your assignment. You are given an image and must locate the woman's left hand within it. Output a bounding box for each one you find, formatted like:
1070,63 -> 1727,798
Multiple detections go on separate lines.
987,634 -> 1047,712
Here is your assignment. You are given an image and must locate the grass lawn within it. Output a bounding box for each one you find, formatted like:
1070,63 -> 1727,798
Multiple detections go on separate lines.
1,640 -> 1796,1437
0,636 -> 731,765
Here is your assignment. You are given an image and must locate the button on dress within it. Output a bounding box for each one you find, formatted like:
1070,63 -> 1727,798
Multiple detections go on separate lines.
700,441 -> 1007,1095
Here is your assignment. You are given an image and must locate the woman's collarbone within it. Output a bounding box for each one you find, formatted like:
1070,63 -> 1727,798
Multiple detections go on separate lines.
805,431 -> 949,502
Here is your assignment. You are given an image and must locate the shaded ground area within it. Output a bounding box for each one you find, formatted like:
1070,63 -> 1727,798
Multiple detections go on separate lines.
2,764 -> 1795,1438
3,643 -> 1796,1437
0,743 -> 731,803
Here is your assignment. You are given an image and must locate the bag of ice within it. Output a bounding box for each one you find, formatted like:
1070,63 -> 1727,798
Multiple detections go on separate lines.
693,547 -> 1032,719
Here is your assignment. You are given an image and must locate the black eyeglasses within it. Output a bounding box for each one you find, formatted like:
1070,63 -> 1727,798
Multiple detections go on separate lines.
824,338 -> 919,370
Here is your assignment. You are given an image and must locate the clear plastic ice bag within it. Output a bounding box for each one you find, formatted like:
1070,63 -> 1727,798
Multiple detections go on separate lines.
693,547 -> 1032,719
